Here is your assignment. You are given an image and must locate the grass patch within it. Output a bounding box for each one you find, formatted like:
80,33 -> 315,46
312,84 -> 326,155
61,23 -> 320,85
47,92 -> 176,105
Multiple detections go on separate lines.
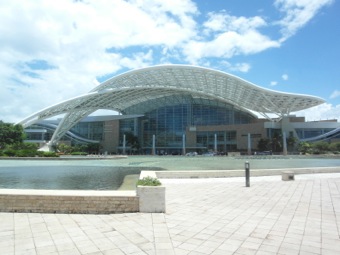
137,176 -> 162,186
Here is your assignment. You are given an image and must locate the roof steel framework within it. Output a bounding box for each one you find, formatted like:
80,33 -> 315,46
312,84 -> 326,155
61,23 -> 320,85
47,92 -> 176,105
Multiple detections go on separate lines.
18,65 -> 325,145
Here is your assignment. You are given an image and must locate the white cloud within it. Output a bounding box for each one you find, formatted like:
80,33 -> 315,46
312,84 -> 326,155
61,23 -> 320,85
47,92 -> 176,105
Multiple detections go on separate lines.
183,30 -> 280,63
232,63 -> 251,73
220,61 -> 251,73
183,12 -> 280,63
0,0 -> 199,123
270,81 -> 278,86
330,90 -> 340,99
294,103 -> 340,121
203,12 -> 267,34
282,74 -> 289,80
274,0 -> 334,41
0,0 -> 334,123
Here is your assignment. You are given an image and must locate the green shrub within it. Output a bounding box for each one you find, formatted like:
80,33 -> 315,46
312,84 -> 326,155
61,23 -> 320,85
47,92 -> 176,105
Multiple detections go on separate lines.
329,142 -> 340,152
36,151 -> 44,157
15,150 -> 36,157
297,141 -> 312,154
71,151 -> 88,156
3,149 -> 16,156
312,141 -> 329,154
137,176 -> 162,186
42,151 -> 59,157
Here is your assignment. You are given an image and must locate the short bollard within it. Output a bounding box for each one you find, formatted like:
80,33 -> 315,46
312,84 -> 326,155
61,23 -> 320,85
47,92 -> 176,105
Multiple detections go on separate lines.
245,161 -> 250,187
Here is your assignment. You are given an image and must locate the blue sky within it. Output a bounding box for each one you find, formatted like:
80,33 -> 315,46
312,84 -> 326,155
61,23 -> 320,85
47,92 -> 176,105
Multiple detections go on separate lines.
0,0 -> 339,123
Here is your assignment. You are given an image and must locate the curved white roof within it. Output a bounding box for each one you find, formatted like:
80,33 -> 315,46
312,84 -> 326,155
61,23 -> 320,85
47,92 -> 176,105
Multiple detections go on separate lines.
18,65 -> 325,144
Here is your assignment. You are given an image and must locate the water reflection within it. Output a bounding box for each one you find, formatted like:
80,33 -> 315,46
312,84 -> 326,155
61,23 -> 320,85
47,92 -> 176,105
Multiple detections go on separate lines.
0,155 -> 339,190
0,166 -> 158,190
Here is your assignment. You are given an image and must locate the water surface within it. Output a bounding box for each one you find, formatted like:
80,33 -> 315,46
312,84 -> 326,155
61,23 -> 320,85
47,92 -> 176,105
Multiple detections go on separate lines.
0,155 -> 339,190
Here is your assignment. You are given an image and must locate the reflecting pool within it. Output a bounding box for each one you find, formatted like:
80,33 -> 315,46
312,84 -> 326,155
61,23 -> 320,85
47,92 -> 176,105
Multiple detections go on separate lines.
0,155 -> 339,190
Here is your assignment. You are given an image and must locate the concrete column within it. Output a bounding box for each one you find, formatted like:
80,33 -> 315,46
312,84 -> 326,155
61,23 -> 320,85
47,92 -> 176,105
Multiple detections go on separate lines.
247,133 -> 251,155
214,133 -> 217,152
152,134 -> 156,155
283,132 -> 287,156
182,134 -> 186,155
123,134 -> 126,155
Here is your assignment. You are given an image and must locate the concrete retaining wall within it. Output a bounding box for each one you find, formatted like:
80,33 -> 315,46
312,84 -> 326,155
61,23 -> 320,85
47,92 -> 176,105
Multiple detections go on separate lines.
0,189 -> 138,214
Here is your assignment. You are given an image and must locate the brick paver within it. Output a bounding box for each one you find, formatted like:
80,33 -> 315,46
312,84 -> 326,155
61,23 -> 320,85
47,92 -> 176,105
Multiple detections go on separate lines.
0,173 -> 340,254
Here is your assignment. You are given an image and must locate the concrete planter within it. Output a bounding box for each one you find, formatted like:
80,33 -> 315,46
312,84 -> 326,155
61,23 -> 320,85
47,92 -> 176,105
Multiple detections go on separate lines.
137,185 -> 166,213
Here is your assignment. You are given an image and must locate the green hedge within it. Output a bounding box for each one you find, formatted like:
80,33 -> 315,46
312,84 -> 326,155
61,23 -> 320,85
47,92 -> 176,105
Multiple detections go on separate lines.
70,152 -> 88,156
0,150 -> 59,157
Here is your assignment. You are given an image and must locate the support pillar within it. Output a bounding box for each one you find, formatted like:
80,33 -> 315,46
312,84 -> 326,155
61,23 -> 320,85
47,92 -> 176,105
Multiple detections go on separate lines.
247,133 -> 251,155
123,134 -> 126,155
152,134 -> 156,155
214,133 -> 217,153
283,132 -> 287,156
182,134 -> 186,156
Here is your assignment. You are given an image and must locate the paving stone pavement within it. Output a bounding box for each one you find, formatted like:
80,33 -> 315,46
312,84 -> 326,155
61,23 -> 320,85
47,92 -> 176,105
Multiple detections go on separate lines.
0,173 -> 340,255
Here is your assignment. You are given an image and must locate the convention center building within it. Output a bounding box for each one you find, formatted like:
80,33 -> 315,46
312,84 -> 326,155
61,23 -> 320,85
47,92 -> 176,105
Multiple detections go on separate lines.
19,65 -> 340,154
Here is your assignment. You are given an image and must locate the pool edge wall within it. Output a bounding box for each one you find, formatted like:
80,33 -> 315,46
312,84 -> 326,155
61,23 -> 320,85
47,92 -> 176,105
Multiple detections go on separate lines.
0,190 -> 139,214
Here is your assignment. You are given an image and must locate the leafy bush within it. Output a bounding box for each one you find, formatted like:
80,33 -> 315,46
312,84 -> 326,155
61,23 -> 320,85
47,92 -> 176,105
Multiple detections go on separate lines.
329,142 -> 340,153
71,152 -> 88,156
36,151 -> 44,157
42,151 -> 59,157
137,176 -> 162,186
312,141 -> 329,154
15,150 -> 37,157
3,149 -> 16,156
297,141 -> 312,154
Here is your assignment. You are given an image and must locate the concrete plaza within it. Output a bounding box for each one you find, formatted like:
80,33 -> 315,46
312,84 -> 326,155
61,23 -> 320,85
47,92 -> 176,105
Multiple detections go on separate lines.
0,173 -> 340,255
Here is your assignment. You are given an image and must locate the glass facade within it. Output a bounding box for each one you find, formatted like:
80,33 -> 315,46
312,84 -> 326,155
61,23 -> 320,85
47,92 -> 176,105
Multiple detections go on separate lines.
196,131 -> 237,152
136,102 -> 254,154
25,125 -> 53,141
25,122 -> 104,144
119,118 -> 137,147
296,128 -> 334,139
71,122 -> 104,141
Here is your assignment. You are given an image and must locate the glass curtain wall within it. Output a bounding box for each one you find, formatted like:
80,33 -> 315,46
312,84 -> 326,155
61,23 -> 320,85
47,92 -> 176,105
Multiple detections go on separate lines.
196,131 -> 237,153
140,101 -> 253,154
70,122 -> 104,141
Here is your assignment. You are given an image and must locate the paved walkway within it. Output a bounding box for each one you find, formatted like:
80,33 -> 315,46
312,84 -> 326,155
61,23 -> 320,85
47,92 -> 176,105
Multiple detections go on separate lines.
1,174 -> 340,255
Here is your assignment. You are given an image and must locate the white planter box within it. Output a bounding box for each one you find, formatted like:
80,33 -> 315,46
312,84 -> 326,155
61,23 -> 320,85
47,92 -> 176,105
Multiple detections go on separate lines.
137,186 -> 166,213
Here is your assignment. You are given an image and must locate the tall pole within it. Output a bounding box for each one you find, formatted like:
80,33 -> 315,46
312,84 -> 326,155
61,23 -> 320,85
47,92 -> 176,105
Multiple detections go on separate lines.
283,132 -> 287,156
152,134 -> 156,155
123,134 -> 126,155
247,133 -> 251,155
214,133 -> 217,153
182,133 -> 186,156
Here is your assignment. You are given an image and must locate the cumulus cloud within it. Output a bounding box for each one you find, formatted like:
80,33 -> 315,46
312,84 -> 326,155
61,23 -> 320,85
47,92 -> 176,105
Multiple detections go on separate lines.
220,61 -> 251,73
0,0 -> 335,123
282,74 -> 289,80
183,12 -> 280,63
203,11 -> 267,34
274,0 -> 334,41
270,81 -> 278,86
294,103 -> 340,121
330,90 -> 340,99
0,0 -> 198,122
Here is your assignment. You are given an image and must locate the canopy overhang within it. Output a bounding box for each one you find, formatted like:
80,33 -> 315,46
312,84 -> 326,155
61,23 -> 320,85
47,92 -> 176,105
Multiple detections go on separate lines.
17,65 -> 325,144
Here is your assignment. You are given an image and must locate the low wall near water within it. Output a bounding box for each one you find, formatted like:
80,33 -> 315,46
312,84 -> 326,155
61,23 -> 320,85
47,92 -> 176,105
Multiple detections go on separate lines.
1,167 -> 340,214
0,190 -> 138,214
